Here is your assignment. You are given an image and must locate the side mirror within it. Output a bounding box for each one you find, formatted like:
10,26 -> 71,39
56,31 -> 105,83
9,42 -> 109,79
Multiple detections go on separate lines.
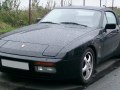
36,18 -> 41,23
105,24 -> 116,29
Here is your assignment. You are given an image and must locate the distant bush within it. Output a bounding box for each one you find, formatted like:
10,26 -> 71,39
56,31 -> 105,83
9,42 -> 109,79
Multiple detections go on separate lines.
0,21 -> 14,34
0,6 -> 50,27
0,21 -> 12,29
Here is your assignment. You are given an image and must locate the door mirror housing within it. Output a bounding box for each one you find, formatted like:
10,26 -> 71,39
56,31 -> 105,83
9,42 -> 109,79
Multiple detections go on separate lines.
105,24 -> 116,30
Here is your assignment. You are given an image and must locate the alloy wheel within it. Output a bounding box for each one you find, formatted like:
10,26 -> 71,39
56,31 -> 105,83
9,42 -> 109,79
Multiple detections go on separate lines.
82,52 -> 94,80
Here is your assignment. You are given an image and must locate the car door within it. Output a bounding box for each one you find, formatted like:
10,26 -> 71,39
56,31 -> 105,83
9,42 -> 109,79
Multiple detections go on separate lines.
102,11 -> 120,57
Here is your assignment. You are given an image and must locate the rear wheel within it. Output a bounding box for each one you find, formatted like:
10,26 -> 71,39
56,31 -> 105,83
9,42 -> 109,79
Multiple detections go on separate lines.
78,48 -> 95,84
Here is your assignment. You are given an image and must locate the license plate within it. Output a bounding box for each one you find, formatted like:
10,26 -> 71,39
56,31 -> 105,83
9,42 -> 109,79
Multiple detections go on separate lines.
1,59 -> 29,70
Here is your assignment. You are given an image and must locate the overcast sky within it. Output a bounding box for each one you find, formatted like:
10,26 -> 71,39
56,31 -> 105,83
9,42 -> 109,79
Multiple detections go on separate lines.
1,0 -> 120,9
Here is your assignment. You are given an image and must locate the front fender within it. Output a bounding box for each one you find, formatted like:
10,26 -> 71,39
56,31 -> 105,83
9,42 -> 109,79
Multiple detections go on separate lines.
56,29 -> 101,60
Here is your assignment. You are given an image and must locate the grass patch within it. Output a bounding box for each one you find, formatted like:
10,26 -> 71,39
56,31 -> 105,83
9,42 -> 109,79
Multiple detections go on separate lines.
0,28 -> 14,34
0,21 -> 15,34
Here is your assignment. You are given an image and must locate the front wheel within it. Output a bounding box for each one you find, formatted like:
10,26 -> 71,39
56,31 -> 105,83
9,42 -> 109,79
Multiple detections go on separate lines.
78,48 -> 95,84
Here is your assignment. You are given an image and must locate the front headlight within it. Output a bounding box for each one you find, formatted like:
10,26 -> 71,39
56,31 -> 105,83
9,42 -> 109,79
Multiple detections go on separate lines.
35,66 -> 56,73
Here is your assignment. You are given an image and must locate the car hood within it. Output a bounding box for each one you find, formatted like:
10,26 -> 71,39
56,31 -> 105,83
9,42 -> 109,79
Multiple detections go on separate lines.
0,24 -> 94,57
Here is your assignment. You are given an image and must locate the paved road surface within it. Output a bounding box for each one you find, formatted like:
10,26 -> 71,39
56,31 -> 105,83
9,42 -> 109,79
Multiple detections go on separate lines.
85,67 -> 120,90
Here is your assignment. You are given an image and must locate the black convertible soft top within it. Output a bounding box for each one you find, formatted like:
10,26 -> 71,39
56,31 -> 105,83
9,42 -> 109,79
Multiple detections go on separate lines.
56,6 -> 112,11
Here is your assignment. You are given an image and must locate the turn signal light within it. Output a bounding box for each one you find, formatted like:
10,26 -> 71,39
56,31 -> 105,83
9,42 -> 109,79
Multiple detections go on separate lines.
34,62 -> 55,67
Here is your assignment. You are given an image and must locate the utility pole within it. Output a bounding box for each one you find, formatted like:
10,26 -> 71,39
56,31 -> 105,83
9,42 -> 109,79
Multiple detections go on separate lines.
100,0 -> 102,7
29,0 -> 32,24
0,1 -> 1,9
83,0 -> 85,6
112,0 -> 114,10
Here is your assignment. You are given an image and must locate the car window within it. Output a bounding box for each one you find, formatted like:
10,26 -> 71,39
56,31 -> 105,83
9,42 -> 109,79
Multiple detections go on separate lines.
106,12 -> 117,24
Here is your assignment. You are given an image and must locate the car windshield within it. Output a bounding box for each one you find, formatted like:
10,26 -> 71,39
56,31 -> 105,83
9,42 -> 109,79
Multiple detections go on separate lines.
40,9 -> 101,27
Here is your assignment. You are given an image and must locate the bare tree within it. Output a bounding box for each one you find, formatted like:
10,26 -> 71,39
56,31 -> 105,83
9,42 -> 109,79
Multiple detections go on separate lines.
68,0 -> 72,6
46,0 -> 56,9
13,0 -> 20,9
53,1 -> 56,8
63,0 -> 66,6
46,0 -> 50,9
2,0 -> 20,11
100,0 -> 102,7
29,0 -> 32,24
32,0 -> 40,10
60,0 -> 73,6
0,0 -> 2,10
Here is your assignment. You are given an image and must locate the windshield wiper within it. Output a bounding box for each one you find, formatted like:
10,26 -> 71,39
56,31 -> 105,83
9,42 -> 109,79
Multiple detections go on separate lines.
60,22 -> 88,27
40,21 -> 57,24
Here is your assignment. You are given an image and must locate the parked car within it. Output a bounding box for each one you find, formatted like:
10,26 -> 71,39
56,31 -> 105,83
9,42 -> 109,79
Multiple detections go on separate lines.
0,6 -> 120,84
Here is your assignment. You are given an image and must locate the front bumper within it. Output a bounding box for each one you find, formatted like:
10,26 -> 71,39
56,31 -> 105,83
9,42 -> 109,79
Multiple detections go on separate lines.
0,52 -> 79,80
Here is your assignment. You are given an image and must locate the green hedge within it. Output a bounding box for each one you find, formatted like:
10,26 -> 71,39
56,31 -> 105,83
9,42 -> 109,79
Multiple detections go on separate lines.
0,21 -> 14,34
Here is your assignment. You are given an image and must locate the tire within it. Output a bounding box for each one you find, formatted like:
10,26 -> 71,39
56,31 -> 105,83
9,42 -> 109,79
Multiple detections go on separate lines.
78,48 -> 95,84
